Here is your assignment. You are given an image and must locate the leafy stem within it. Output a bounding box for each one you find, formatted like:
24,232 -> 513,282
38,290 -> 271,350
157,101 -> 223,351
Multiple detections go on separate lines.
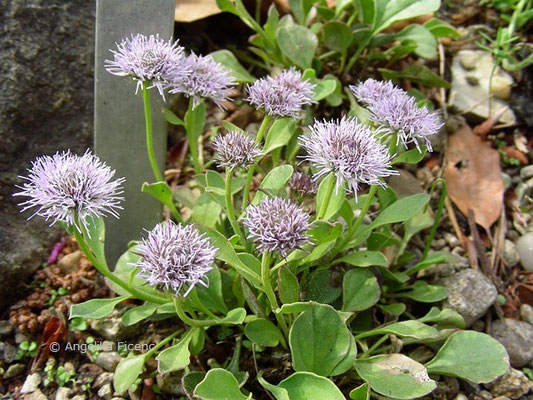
141,83 -> 163,182
225,167 -> 246,245
261,252 -> 289,339
316,172 -> 336,220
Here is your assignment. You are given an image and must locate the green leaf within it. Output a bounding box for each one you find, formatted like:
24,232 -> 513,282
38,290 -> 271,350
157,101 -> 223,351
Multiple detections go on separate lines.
355,354 -> 436,399
252,165 -> 293,205
335,251 -> 389,268
220,308 -> 247,324
277,26 -> 318,69
162,108 -> 184,126
342,268 -> 380,312
395,24 -> 437,59
356,320 -> 441,341
405,251 -> 459,275
216,0 -> 239,14
366,193 -> 430,232
350,383 -> 370,400
264,118 -> 297,153
156,331 -> 194,373
393,146 -> 427,164
323,21 -> 353,53
316,173 -> 345,221
290,304 -> 356,376
278,301 -> 315,314
122,304 -> 158,326
82,216 -> 106,266
288,0 -> 315,24
379,303 -> 406,316
191,193 -> 222,228
374,0 -> 441,34
194,369 -> 249,400
418,307 -> 465,329
392,280 -> 447,303
308,270 -> 342,304
183,371 -> 207,399
245,318 -> 285,347
323,75 -> 342,106
279,266 -> 300,304
195,268 -> 228,314
424,18 -> 460,38
142,181 -> 176,211
69,296 -> 128,320
425,331 -> 509,383
196,226 -> 262,287
113,354 -> 147,394
379,64 -> 450,89
260,372 -> 345,400
210,49 -> 256,83
314,78 -> 337,101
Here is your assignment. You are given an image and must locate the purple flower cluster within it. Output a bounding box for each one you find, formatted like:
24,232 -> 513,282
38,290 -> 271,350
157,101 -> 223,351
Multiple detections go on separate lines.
169,52 -> 235,108
350,79 -> 443,151
15,150 -> 125,233
289,171 -> 318,195
133,221 -> 216,296
105,34 -> 188,99
246,67 -> 315,118
299,117 -> 397,197
242,197 -> 311,256
212,131 -> 263,170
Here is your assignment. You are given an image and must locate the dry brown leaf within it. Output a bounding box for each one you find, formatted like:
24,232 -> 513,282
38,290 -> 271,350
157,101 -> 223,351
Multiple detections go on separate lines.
444,124 -> 504,232
175,0 -> 221,22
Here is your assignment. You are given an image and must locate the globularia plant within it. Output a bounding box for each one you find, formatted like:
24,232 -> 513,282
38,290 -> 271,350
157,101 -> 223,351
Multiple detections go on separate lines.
16,27 -> 509,400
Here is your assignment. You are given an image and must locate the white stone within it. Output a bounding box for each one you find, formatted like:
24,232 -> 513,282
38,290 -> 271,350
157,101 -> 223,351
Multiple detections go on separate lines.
20,373 -> 41,394
517,233 -> 533,271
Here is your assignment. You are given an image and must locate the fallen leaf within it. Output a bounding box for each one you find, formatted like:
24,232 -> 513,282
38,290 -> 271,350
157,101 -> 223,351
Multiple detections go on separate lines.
444,124 -> 504,232
31,316 -> 67,372
175,0 -> 221,22
501,146 -> 528,164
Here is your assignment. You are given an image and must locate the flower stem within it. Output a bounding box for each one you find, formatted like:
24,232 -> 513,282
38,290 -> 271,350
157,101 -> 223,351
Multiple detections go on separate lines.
242,114 -> 272,211
141,83 -> 163,182
336,185 -> 378,252
173,298 -> 222,327
225,167 -> 246,245
73,229 -> 168,305
261,252 -> 289,339
316,173 -> 335,220
146,328 -> 183,357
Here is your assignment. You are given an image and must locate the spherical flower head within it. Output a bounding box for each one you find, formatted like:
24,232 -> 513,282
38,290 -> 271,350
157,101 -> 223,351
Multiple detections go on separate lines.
14,150 -> 125,233
212,131 -> 263,170
350,78 -> 404,105
133,221 -> 217,296
168,52 -> 236,108
105,34 -> 188,99
299,117 -> 397,198
350,79 -> 443,151
289,171 -> 318,195
246,68 -> 316,118
242,197 -> 311,256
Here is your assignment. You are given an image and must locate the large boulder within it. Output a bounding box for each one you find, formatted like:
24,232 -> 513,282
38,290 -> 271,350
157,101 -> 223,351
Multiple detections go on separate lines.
0,0 -> 94,310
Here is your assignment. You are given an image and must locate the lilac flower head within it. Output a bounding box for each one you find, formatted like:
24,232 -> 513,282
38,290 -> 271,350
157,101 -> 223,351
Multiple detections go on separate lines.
168,52 -> 235,108
246,67 -> 316,118
299,117 -> 397,197
289,171 -> 318,195
350,79 -> 443,151
105,34 -> 187,98
133,221 -> 217,296
242,197 -> 311,256
212,131 -> 263,170
14,150 -> 125,233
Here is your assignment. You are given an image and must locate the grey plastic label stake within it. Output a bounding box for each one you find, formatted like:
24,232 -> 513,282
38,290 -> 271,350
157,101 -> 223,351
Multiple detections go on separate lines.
94,0 -> 174,265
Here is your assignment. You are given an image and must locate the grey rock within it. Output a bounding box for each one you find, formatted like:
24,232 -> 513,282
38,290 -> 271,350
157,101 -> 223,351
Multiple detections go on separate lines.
517,233 -> 533,272
444,232 -> 461,249
23,389 -> 48,400
97,383 -> 113,400
55,387 -> 73,400
454,395 -> 468,400
57,250 -> 82,274
439,269 -> 497,326
157,371 -> 186,396
95,351 -> 122,372
503,240 -> 520,267
501,172 -> 512,190
71,396 -> 87,400
490,318 -> 533,367
425,255 -> 469,278
5,363 -> 25,378
89,305 -> 139,341
521,304 -> 533,325
0,320 -> 14,337
0,0 -> 95,311
449,50 -> 515,124
487,368 -> 533,399
94,372 -> 113,388
520,165 -> 533,180
15,332 -> 31,344
20,372 -> 41,393
0,341 -> 18,363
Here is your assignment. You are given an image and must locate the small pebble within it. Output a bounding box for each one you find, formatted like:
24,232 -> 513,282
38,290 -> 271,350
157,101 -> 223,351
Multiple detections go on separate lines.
432,238 -> 446,249
57,250 -> 82,274
516,233 -> 533,271
521,304 -> 533,326
94,372 -> 113,388
520,165 -> 533,179
95,351 -> 122,372
15,332 -> 30,344
444,232 -> 460,248
0,342 -> 18,363
20,373 -> 41,393
55,387 -> 73,400
5,363 -> 25,378
0,320 -> 14,337
25,389 -> 48,400
501,173 -> 512,190
503,240 -> 520,267
97,383 -> 113,400
454,394 -> 468,400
